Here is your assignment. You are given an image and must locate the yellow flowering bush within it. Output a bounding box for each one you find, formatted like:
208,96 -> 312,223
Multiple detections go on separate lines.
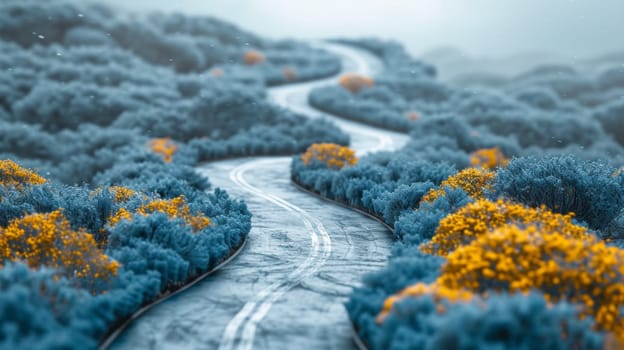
91,186 -> 136,203
421,198 -> 588,256
109,186 -> 136,203
149,137 -> 177,163
0,159 -> 46,189
420,168 -> 494,204
338,73 -> 374,94
0,211 -> 119,290
376,282 -> 474,323
469,147 -> 508,170
108,196 -> 211,232
301,143 -> 358,169
436,224 -> 624,339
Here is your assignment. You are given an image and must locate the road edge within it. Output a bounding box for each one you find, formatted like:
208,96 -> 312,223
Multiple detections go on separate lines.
98,236 -> 248,350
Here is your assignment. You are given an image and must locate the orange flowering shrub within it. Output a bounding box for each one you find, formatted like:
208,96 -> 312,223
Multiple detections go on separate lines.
383,221 -> 624,339
405,111 -> 420,121
282,66 -> 297,81
0,211 -> 119,290
338,73 -> 374,94
0,159 -> 46,189
469,147 -> 508,170
149,137 -> 177,163
420,168 -> 494,203
210,68 -> 224,77
436,224 -> 624,339
421,199 -> 588,256
108,196 -> 211,232
301,143 -> 358,169
376,282 -> 474,323
243,49 -> 266,65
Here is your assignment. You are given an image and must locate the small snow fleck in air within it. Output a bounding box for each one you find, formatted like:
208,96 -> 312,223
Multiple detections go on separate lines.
77,13 -> 84,17
38,34 -> 45,39
56,52 -> 62,56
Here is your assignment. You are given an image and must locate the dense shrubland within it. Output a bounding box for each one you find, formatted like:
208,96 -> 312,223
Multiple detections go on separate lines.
293,41 -> 624,349
294,147 -> 624,348
0,1 -> 348,348
0,0 -> 348,185
1,159 -> 250,349
309,39 -> 624,165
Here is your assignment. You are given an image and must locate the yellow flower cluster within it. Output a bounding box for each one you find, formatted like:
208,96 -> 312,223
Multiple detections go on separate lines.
243,49 -> 266,65
338,73 -> 374,94
109,186 -> 136,203
376,282 -> 474,323
149,137 -> 177,163
469,147 -> 508,170
108,196 -> 211,232
420,168 -> 494,204
91,186 -> 136,203
0,211 -> 119,289
0,159 -> 46,189
438,225 -> 624,338
301,143 -> 358,169
421,199 -> 587,256
380,172 -> 624,343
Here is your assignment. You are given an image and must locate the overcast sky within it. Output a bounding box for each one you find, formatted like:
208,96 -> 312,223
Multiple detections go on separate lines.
92,0 -> 624,59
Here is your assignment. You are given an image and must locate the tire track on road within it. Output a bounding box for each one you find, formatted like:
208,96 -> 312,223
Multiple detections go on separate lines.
219,159 -> 331,350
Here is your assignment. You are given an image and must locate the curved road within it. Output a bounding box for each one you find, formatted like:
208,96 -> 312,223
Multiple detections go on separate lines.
110,43 -> 408,350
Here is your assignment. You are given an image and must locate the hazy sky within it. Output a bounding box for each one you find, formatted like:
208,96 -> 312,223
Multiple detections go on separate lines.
92,0 -> 624,59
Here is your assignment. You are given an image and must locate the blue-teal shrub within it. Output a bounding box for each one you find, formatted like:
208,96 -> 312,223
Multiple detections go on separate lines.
495,155 -> 624,231
594,99 -> 624,145
370,292 -> 603,350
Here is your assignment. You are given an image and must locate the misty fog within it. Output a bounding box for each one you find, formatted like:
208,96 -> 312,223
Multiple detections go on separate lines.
88,0 -> 624,79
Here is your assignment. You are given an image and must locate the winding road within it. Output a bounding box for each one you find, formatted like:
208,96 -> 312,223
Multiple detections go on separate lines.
109,43 -> 408,350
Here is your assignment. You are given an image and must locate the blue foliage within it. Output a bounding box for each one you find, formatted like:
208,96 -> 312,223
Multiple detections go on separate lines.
0,164 -> 251,349
367,292 -> 603,350
495,155 -> 624,231
0,0 -> 336,347
0,0 -> 348,186
294,38 -> 623,348
311,39 -> 624,165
